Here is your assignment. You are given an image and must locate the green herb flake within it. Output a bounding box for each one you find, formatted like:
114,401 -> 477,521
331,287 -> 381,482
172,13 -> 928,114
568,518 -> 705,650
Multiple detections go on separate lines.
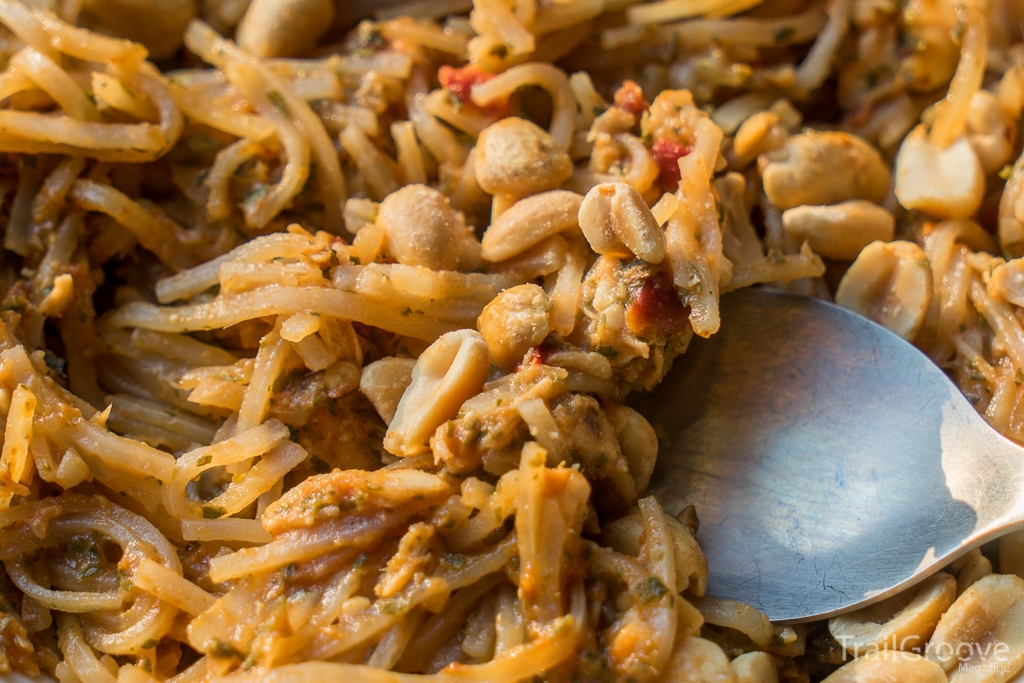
243,184 -> 268,206
118,568 -> 134,592
774,26 -> 796,42
1000,164 -> 1016,181
68,534 -> 103,580
1015,368 -> 1024,387
43,352 -> 66,376
0,298 -> 27,314
377,596 -> 408,615
443,553 -> 466,569
634,576 -> 669,604
358,23 -> 386,51
202,505 -> 227,519
241,652 -> 261,671
196,454 -> 212,467
209,639 -> 242,660
267,90 -> 289,116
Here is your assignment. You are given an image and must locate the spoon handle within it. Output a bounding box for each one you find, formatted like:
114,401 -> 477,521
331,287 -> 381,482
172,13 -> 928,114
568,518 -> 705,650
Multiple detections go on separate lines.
934,404 -> 1024,561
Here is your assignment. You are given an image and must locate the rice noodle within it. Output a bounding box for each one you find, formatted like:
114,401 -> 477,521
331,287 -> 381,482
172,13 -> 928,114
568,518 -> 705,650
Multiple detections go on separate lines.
91,72 -> 159,121
970,279 -> 1024,371
0,111 -> 166,159
69,179 -> 193,271
27,6 -> 148,65
391,120 -> 428,185
32,156 -> 85,223
205,139 -> 262,221
111,285 -> 459,340
471,63 -> 575,150
162,419 -> 289,519
665,118 -> 725,337
169,80 -> 276,141
381,17 -> 471,56
793,0 -> 851,95
377,0 -> 474,20
58,615 -> 117,683
929,4 -> 987,148
155,231 -> 315,303
627,0 -> 765,25
234,328 -> 292,435
548,240 -> 587,336
3,494 -> 180,656
224,62 -> 312,231
0,383 -> 35,491
533,0 -> 604,34
181,518 -> 273,543
0,70 -> 34,101
185,20 -> 346,234
410,93 -> 469,165
472,0 -> 536,56
216,606 -> 582,683
0,1 -> 57,60
340,124 -> 402,200
132,558 -> 216,616
9,47 -> 100,121
425,88 -> 493,137
0,344 -> 176,482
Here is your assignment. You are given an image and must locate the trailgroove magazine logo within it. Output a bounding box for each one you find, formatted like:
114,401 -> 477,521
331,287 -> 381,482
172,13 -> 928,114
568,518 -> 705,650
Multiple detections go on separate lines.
834,635 -> 1014,675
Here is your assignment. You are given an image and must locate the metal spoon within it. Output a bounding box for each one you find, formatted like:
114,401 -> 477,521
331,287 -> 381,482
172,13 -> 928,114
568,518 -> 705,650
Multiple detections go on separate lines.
629,287 -> 1024,623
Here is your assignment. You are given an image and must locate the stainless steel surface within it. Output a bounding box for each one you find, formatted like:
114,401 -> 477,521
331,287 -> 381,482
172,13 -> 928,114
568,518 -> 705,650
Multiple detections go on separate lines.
630,288 -> 1024,623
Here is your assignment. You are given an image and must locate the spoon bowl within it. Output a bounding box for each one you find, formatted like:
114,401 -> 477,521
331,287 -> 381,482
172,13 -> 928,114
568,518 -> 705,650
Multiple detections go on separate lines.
630,288 -> 1024,623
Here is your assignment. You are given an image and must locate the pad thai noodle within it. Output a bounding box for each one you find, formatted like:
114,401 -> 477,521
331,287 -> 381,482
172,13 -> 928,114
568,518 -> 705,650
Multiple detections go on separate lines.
0,0 -> 1020,681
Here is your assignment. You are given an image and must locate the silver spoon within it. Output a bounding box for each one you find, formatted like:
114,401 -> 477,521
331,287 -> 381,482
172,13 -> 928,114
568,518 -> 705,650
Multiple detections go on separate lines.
629,287 -> 1024,623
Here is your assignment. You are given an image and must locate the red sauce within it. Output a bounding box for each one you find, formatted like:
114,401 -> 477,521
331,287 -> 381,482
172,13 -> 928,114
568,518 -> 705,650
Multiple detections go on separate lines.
516,342 -> 558,371
651,137 -> 690,189
626,271 -> 691,339
438,65 -> 494,103
613,80 -> 648,118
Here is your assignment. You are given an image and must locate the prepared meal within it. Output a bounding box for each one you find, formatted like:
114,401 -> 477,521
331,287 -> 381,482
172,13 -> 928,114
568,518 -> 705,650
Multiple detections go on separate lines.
0,1 -> 1022,682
